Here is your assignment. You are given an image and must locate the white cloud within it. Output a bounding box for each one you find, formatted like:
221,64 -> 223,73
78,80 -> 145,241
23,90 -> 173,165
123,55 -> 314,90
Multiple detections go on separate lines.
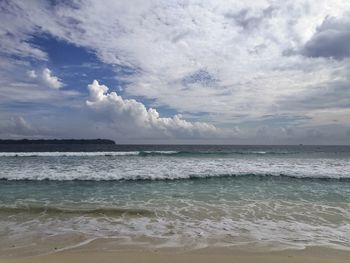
0,60 -> 77,104
10,116 -> 32,132
0,115 -> 63,139
44,0 -> 347,112
28,70 -> 37,78
29,68 -> 63,89
86,80 -> 218,139
29,0 -> 350,127
2,2 -> 350,111
0,116 -> 35,137
1,1 -> 350,143
41,68 -> 63,89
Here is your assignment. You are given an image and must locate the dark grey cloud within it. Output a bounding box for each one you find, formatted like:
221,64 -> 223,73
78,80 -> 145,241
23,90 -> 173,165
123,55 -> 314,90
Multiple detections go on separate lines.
302,16 -> 350,60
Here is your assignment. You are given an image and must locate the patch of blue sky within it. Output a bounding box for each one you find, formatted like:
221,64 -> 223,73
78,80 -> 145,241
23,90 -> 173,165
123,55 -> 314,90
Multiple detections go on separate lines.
29,33 -> 134,96
27,34 -> 220,118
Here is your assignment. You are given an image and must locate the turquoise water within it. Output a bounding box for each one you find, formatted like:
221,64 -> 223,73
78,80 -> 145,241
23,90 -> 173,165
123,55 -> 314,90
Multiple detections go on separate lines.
0,145 -> 350,255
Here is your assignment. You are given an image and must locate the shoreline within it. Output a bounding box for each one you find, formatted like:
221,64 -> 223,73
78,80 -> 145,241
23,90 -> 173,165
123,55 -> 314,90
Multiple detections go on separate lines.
1,246 -> 350,263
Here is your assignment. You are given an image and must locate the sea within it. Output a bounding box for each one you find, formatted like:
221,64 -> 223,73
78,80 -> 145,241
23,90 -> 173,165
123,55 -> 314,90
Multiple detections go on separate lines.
0,144 -> 349,256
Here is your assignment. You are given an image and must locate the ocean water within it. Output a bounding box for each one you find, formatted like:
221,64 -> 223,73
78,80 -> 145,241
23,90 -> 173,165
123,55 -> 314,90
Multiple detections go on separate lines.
0,145 -> 350,255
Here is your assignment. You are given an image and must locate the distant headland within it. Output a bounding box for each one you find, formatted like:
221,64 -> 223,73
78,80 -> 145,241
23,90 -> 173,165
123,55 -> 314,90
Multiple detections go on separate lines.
0,139 -> 115,145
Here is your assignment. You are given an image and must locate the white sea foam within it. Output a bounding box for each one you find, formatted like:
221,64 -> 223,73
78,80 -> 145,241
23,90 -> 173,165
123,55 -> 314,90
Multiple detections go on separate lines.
1,147 -> 350,256
1,200 -> 349,254
0,154 -> 349,180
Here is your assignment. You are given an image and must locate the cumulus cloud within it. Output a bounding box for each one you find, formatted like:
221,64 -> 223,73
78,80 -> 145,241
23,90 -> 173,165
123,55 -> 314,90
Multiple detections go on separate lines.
2,0 -> 349,119
1,1 -> 350,143
302,15 -> 350,60
86,80 -> 218,139
28,68 -> 63,89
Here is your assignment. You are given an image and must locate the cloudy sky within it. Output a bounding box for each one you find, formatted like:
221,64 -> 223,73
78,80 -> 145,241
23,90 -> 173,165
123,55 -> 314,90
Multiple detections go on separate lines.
1,0 -> 350,144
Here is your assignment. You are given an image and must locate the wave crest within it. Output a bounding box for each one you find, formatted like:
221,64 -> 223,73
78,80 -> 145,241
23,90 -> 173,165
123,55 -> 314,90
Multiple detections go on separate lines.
1,172 -> 349,181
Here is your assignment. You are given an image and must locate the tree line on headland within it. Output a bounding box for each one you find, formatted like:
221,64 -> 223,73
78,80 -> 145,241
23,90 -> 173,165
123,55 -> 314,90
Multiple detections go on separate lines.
0,139 -> 115,144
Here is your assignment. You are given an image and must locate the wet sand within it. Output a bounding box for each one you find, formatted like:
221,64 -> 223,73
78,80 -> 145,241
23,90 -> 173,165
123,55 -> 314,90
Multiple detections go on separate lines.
1,246 -> 350,263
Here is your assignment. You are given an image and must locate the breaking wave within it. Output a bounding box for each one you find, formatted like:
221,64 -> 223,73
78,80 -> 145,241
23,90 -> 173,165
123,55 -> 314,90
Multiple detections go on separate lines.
1,172 -> 349,181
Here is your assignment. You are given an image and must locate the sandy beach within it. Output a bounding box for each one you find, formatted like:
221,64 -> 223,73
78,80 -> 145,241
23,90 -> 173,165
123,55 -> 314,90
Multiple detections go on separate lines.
1,246 -> 350,263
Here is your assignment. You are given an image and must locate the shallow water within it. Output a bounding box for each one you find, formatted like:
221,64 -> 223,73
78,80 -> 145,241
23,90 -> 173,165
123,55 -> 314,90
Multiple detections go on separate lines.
0,145 -> 350,255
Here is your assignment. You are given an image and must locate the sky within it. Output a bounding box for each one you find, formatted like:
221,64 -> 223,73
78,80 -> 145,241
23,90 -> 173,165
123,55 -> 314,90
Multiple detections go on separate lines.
0,0 -> 350,144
